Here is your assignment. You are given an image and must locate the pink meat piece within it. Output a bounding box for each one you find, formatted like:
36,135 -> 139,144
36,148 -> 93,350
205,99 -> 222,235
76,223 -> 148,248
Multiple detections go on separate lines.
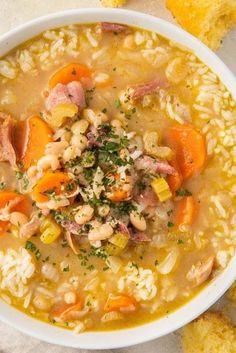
130,78 -> 168,101
135,187 -> 158,208
0,113 -> 16,167
129,228 -> 150,243
61,220 -> 81,235
101,22 -> 130,33
46,81 -> 85,111
135,155 -> 176,176
118,222 -> 130,236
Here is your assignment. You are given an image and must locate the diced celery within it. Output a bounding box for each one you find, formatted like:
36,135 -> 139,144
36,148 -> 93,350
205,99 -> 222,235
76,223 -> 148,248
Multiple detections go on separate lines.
109,233 -> 129,249
105,243 -> 123,256
40,218 -> 62,244
49,103 -> 78,128
151,177 -> 172,202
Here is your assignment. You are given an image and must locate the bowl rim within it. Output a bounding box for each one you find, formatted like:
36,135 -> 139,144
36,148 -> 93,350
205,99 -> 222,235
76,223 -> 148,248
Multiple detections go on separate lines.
0,7 -> 236,349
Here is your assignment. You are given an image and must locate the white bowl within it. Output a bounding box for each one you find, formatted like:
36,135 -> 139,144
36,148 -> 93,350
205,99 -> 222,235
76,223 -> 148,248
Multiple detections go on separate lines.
0,8 -> 236,349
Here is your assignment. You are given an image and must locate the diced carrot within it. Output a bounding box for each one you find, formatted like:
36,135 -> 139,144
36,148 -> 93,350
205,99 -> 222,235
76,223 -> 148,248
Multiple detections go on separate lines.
32,172 -> 74,203
104,294 -> 137,313
108,189 -> 129,202
167,156 -> 183,193
15,116 -> 53,170
49,63 -> 91,89
50,299 -> 83,321
165,124 -> 206,180
0,191 -> 32,236
106,173 -> 131,202
174,196 -> 196,227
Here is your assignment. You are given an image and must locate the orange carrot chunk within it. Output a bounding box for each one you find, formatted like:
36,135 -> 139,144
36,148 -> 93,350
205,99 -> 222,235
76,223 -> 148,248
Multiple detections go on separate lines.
165,124 -> 206,180
167,156 -> 183,193
0,191 -> 32,236
32,172 -> 73,203
174,196 -> 196,227
104,294 -> 137,313
15,116 -> 53,170
49,63 -> 91,89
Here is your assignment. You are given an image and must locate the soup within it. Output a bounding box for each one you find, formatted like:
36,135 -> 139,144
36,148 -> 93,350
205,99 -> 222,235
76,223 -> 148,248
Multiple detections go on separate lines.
0,22 -> 235,333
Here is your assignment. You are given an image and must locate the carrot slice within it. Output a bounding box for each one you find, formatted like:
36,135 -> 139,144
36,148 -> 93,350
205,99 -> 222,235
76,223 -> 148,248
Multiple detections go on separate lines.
104,294 -> 137,313
32,172 -> 73,203
15,116 -> 53,170
49,63 -> 91,89
165,124 -> 206,180
167,156 -> 183,193
0,191 -> 32,236
174,196 -> 196,227
50,299 -> 83,321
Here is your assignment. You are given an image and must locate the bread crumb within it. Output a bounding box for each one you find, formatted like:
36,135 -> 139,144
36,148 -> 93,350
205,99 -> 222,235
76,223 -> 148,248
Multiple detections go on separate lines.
165,0 -> 236,50
100,0 -> 127,7
227,281 -> 236,304
182,311 -> 236,353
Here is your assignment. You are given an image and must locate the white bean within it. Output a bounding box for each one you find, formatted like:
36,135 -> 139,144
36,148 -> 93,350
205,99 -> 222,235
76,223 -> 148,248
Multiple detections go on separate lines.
88,223 -> 113,241
71,133 -> 88,151
130,211 -> 147,231
27,166 -> 38,178
64,291 -> 77,304
9,212 -> 28,227
83,109 -> 108,128
71,119 -> 89,135
53,128 -> 72,142
74,205 -> 94,225
97,204 -> 110,217
45,141 -> 68,156
63,145 -> 81,162
37,154 -> 60,171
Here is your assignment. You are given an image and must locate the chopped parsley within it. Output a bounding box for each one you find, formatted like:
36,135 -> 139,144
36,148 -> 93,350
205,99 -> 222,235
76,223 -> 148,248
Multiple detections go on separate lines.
102,108 -> 107,113
15,170 -> 29,190
167,209 -> 173,217
176,188 -> 192,197
177,239 -> 184,245
25,241 -> 41,260
167,221 -> 175,228
0,182 -> 6,190
111,201 -> 137,215
63,265 -> 70,272
115,98 -> 121,109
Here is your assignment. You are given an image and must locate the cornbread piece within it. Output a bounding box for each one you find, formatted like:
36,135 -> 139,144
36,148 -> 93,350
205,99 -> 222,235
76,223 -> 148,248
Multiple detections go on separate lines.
227,281 -> 236,304
100,0 -> 127,7
182,311 -> 236,353
166,0 -> 236,50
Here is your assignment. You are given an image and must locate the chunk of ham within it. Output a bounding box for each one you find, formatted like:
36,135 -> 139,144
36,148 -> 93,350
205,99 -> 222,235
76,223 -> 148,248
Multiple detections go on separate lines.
46,81 -> 85,111
135,187 -> 158,208
19,215 -> 40,239
129,228 -> 150,243
61,220 -> 81,235
101,22 -> 130,33
186,256 -> 214,287
135,155 -> 176,176
0,113 -> 16,167
129,78 -> 168,101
